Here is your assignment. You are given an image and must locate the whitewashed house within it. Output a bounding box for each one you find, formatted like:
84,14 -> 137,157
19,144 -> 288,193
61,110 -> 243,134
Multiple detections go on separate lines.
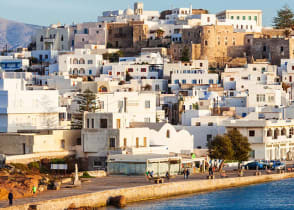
224,113 -> 294,160
58,49 -> 103,76
0,78 -> 66,132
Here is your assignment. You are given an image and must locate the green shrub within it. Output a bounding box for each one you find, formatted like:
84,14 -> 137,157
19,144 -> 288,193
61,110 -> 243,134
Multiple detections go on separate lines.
80,171 -> 94,178
11,163 -> 29,172
28,162 -> 40,170
51,158 -> 66,164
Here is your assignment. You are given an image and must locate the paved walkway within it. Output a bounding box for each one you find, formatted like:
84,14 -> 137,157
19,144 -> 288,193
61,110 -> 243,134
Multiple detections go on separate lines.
0,170 -> 275,208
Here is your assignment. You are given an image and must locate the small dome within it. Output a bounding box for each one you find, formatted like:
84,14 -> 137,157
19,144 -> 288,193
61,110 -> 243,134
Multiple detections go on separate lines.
124,8 -> 134,16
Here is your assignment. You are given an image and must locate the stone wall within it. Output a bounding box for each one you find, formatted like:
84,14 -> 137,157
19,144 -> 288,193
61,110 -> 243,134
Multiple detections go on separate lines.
6,151 -> 74,164
4,173 -> 294,210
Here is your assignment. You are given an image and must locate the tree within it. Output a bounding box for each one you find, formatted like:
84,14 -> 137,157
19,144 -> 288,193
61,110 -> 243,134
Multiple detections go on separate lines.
71,89 -> 98,129
208,130 -> 251,171
273,5 -> 294,29
226,129 -> 251,163
208,135 -> 234,161
181,46 -> 190,62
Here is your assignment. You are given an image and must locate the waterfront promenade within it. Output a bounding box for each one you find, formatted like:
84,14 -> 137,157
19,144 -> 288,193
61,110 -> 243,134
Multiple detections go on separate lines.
0,170 -> 293,209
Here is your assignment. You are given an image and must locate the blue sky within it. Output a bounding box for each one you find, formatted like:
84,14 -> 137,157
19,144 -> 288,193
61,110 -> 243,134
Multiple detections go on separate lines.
1,0 -> 294,26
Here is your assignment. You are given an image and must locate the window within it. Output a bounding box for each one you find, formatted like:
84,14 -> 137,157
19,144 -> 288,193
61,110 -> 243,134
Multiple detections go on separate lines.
136,137 -> 139,148
192,80 -> 197,84
100,119 -> 107,128
61,140 -> 65,149
237,16 -> 240,20
254,16 -> 257,21
281,46 -> 284,53
123,138 -> 127,148
87,118 -> 90,128
182,80 -> 186,84
231,16 -> 234,20
292,66 -> 294,70
92,119 -> 94,128
117,119 -> 121,128
79,59 -> 85,64
77,138 -> 81,145
84,28 -> 89,34
166,130 -> 170,138
248,16 -> 252,20
118,101 -> 123,113
256,94 -> 265,102
145,100 -> 150,108
196,122 -> 201,126
155,84 -> 160,91
128,68 -> 133,72
40,35 -> 43,42
144,137 -> 147,147
208,122 -> 213,126
200,62 -> 203,67
243,16 -> 246,20
253,67 -> 257,71
268,95 -> 275,102
141,68 -> 146,72
205,40 -> 208,46
88,60 -> 93,64
109,138 -> 116,148
175,80 -> 179,84
250,150 -> 255,158
249,130 -> 255,137
61,35 -> 64,41
207,135 -> 212,142
93,160 -> 102,167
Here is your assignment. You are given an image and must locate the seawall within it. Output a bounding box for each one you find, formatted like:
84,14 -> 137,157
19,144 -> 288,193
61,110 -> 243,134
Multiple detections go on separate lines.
3,172 -> 294,210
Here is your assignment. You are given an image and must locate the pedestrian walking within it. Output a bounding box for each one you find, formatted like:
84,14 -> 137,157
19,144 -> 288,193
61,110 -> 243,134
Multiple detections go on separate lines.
186,169 -> 190,179
150,170 -> 154,178
209,165 -> 213,176
165,171 -> 170,181
183,168 -> 187,179
32,186 -> 37,195
8,192 -> 13,206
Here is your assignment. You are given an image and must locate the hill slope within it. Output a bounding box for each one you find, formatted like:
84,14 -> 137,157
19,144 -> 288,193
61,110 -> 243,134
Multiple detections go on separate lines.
0,17 -> 42,50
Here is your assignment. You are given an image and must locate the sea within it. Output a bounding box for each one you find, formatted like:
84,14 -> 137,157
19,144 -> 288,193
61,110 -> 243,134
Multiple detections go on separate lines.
103,178 -> 294,210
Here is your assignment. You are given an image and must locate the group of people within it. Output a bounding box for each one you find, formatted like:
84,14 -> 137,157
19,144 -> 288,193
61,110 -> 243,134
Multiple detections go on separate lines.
145,170 -> 154,180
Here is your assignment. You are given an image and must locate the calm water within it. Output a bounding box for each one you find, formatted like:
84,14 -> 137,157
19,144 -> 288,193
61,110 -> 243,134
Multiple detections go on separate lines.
104,178 -> 294,210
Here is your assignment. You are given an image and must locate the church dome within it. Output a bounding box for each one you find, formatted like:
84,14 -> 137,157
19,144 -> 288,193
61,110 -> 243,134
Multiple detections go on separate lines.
124,8 -> 134,16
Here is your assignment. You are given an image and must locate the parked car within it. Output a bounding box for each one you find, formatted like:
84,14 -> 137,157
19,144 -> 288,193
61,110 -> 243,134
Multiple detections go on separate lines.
271,161 -> 286,170
245,161 -> 265,170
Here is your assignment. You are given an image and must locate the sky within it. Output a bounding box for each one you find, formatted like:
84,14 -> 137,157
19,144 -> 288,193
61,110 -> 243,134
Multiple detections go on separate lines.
1,0 -> 294,26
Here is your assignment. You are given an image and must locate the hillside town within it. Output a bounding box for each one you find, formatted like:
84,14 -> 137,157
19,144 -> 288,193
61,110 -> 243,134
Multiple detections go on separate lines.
2,2 -> 294,208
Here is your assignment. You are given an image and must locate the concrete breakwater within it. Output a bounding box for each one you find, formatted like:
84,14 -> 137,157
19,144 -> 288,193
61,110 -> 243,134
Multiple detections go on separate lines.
3,173 -> 294,210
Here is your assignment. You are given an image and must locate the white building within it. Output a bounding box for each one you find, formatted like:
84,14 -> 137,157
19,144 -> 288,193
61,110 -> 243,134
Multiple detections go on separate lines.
36,23 -> 74,51
0,78 -> 66,133
95,92 -> 157,123
224,113 -> 294,160
0,56 -> 29,71
98,2 -> 159,23
216,10 -> 263,28
81,112 -> 193,170
73,22 -> 107,48
58,49 -> 103,76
